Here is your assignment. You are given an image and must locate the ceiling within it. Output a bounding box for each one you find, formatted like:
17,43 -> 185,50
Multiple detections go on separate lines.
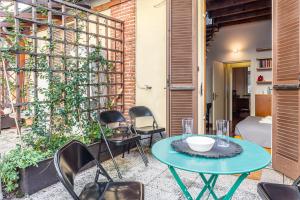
206,0 -> 272,28
206,0 -> 272,46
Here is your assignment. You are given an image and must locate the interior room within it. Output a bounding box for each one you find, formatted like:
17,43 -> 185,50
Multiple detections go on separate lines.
205,2 -> 272,150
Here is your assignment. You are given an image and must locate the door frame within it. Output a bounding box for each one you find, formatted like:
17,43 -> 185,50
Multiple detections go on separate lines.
212,61 -> 226,130
198,0 -> 207,134
223,60 -> 251,122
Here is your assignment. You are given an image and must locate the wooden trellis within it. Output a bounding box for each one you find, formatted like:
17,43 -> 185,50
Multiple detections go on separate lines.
0,0 -> 124,134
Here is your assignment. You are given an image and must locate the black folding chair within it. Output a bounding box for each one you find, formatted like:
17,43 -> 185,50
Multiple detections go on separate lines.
54,140 -> 144,200
206,103 -> 212,132
97,110 -> 148,179
257,176 -> 300,200
129,106 -> 165,148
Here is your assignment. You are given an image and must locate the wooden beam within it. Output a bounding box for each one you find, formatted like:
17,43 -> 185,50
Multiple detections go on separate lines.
207,0 -> 259,11
256,48 -> 272,52
214,8 -> 271,25
209,0 -> 271,18
206,24 -> 218,31
92,0 -> 130,12
218,15 -> 271,27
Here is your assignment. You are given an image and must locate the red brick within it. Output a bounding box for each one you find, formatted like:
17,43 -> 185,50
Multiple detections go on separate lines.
111,0 -> 136,117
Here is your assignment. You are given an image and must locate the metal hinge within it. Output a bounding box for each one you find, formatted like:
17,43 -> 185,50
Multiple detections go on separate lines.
200,83 -> 203,96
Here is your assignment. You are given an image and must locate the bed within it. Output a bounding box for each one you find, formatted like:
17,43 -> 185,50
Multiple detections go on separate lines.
235,116 -> 271,148
234,94 -> 272,148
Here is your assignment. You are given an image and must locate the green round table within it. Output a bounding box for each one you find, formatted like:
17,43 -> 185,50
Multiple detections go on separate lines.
151,135 -> 271,200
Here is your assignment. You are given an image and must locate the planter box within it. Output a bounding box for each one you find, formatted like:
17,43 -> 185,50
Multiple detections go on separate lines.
19,157 -> 58,195
19,141 -> 126,195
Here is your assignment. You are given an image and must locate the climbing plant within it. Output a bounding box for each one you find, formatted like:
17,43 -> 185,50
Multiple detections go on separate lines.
0,0 -> 123,194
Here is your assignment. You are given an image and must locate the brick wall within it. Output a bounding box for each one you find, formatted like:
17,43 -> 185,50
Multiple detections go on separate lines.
111,0 -> 136,116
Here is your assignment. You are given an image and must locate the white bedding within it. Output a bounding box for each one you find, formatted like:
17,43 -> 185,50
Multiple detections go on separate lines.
235,116 -> 272,148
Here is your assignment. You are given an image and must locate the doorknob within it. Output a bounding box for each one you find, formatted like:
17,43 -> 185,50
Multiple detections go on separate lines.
213,92 -> 218,101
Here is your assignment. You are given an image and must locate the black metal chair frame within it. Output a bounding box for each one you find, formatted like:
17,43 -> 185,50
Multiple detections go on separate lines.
129,106 -> 165,148
258,176 -> 300,200
97,110 -> 148,179
54,140 -> 113,200
206,103 -> 212,132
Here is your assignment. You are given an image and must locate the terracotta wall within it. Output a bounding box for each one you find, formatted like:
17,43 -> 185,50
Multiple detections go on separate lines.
111,0 -> 136,116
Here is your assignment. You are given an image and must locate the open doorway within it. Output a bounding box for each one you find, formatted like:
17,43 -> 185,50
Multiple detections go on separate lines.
205,1 -> 272,149
228,62 -> 251,132
211,61 -> 251,133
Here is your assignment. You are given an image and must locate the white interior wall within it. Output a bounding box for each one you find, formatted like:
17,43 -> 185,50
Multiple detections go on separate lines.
206,20 -> 272,116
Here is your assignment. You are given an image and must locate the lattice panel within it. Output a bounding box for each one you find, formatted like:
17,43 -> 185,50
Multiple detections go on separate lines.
0,0 -> 124,134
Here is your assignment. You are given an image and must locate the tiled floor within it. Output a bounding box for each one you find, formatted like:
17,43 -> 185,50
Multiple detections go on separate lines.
0,128 -> 22,156
0,129 -> 292,200
11,148 -> 291,200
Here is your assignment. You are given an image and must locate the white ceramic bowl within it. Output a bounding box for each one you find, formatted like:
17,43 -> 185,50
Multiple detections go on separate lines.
186,136 -> 215,152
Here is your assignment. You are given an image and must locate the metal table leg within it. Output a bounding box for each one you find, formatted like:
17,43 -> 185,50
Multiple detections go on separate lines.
168,166 -> 193,200
197,174 -> 219,200
222,173 -> 249,200
169,166 -> 249,200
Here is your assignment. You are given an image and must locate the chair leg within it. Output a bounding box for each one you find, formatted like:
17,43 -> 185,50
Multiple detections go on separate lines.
103,140 -> 122,179
149,134 -> 153,148
159,132 -> 163,138
122,145 -> 126,158
135,140 -> 149,166
127,142 -> 131,154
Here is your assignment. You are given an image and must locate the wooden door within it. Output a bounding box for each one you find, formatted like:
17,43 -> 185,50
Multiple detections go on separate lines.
167,0 -> 198,135
272,0 -> 300,179
212,61 -> 225,129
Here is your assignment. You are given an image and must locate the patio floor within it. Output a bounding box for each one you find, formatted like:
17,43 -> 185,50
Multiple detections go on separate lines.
0,129 -> 22,156
0,129 -> 292,200
14,149 -> 291,200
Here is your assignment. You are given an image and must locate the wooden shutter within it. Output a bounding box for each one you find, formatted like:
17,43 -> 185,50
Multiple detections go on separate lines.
272,0 -> 300,179
167,0 -> 198,135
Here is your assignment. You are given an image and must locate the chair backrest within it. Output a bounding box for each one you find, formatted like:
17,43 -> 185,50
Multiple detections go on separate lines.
129,106 -> 157,128
98,110 -> 126,125
207,103 -> 212,111
129,106 -> 154,119
54,140 -> 106,199
206,103 -> 212,117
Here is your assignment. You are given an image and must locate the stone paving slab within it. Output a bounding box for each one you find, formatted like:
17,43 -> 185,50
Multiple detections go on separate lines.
0,129 -> 21,155
0,130 -> 289,200
11,148 -> 287,200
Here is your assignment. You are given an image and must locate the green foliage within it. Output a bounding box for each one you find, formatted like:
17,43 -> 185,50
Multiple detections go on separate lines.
0,121 -> 112,193
22,133 -> 85,158
2,126 -> 104,193
0,147 -> 46,193
0,132 -> 84,193
83,122 -> 113,144
105,99 -> 116,110
0,2 -> 119,195
26,43 -> 113,136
